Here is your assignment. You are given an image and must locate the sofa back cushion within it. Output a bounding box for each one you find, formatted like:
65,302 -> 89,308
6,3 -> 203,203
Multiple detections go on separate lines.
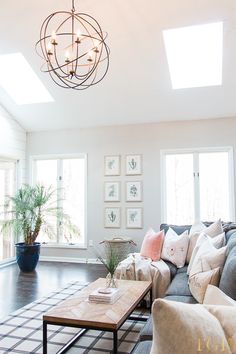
150,299 -> 236,354
219,245 -> 236,300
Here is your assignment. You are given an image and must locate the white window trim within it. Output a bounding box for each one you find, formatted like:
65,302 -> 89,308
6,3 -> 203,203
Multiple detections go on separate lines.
29,153 -> 87,249
0,157 -> 19,264
160,146 -> 235,223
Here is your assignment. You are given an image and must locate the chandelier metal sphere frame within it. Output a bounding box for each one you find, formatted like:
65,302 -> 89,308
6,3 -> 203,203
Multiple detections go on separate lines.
35,0 -> 110,90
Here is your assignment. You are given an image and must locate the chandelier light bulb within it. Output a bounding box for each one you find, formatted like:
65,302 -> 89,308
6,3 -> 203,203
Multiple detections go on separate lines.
47,42 -> 53,55
35,0 -> 110,90
65,51 -> 70,63
51,31 -> 58,45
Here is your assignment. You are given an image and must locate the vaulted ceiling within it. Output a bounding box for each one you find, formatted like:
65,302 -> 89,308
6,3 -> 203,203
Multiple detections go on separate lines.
0,0 -> 236,132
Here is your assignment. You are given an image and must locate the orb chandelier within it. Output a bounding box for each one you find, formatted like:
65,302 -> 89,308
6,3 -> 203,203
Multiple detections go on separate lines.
35,0 -> 110,90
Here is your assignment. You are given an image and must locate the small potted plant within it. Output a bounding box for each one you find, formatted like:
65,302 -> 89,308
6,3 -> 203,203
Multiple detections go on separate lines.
1,184 -> 80,272
96,245 -> 125,288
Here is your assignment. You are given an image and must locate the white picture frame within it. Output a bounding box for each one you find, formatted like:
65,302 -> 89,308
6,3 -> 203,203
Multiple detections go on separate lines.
126,181 -> 142,202
104,182 -> 120,202
126,208 -> 143,229
104,207 -> 121,228
126,154 -> 142,175
104,155 -> 120,176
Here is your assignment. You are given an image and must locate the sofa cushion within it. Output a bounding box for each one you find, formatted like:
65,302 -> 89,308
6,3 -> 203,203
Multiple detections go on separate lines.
165,272 -> 192,297
139,316 -> 153,342
164,260 -> 177,279
225,230 -> 236,244
160,223 -> 191,235
164,295 -> 197,304
150,299 -> 235,354
176,265 -> 188,273
132,340 -> 152,354
219,244 -> 236,300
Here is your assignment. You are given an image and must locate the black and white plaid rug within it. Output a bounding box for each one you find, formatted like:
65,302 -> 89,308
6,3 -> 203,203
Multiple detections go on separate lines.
0,281 -> 146,353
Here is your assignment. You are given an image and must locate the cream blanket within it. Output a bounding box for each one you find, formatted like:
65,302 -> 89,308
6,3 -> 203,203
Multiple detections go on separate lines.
115,253 -> 171,300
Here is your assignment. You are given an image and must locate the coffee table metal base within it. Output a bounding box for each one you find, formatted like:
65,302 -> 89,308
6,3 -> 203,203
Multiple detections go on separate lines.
43,313 -> 150,354
42,281 -> 152,354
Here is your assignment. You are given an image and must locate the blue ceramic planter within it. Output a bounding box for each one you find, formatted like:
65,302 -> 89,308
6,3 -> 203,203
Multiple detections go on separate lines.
15,242 -> 41,272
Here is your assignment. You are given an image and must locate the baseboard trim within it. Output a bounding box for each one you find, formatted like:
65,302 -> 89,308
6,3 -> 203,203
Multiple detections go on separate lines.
39,256 -> 101,264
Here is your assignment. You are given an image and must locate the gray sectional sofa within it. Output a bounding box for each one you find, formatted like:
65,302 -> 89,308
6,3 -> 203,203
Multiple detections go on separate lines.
132,223 -> 236,353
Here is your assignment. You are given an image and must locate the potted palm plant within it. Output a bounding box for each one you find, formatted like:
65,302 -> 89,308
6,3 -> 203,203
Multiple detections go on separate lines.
1,184 -> 80,272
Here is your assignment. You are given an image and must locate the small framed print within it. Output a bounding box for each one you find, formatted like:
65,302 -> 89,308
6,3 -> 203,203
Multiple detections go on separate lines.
104,155 -> 120,176
126,181 -> 142,202
126,208 -> 143,229
126,155 -> 142,175
104,182 -> 120,202
104,207 -> 121,228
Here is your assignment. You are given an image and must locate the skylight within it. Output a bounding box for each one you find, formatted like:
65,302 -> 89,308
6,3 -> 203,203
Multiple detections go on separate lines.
0,53 -> 54,105
163,22 -> 223,89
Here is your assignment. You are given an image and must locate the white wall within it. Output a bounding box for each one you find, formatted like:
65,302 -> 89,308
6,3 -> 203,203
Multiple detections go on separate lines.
0,105 -> 26,184
27,116 -> 236,261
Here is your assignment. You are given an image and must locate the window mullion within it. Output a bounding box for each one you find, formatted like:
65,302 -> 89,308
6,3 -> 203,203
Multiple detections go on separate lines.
57,159 -> 63,243
193,152 -> 200,222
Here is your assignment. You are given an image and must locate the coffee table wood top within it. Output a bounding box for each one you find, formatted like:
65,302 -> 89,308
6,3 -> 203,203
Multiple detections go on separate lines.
43,278 -> 151,330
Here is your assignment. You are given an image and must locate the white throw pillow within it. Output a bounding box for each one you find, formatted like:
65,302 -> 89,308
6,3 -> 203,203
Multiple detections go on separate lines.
150,299 -> 235,354
203,285 -> 236,306
189,239 -> 227,303
189,268 -> 221,303
161,228 -> 189,268
186,222 -> 206,264
189,237 -> 226,277
187,231 -> 225,275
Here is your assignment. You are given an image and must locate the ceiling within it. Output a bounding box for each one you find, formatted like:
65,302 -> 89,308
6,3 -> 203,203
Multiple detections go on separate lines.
0,0 -> 236,132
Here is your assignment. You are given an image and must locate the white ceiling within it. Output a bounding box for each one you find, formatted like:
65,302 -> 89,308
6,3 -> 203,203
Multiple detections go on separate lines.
0,0 -> 236,132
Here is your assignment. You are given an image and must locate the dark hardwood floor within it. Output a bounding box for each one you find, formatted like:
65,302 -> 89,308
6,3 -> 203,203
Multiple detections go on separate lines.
0,261 -> 106,319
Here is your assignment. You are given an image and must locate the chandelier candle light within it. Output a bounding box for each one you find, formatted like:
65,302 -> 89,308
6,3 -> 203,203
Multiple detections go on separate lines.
36,0 -> 110,90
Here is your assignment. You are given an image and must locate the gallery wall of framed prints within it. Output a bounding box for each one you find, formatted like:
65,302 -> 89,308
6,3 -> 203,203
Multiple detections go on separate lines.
104,154 -> 143,229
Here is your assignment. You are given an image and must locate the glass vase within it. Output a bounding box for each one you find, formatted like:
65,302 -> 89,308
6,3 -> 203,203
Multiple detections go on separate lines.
106,272 -> 117,288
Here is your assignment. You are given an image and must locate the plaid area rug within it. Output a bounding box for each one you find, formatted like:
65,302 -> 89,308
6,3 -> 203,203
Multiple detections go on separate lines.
0,281 -> 147,354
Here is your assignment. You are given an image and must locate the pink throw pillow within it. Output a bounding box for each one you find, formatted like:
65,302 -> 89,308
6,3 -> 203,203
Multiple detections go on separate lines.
140,229 -> 165,261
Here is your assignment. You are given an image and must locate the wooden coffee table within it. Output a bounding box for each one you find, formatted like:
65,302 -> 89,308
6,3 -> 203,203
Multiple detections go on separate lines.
43,278 -> 152,354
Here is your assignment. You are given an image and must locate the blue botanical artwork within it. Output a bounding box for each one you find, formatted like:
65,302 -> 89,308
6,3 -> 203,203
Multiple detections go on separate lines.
126,181 -> 142,201
105,208 -> 120,228
105,182 -> 120,202
126,155 -> 142,175
127,208 -> 142,228
105,156 -> 120,176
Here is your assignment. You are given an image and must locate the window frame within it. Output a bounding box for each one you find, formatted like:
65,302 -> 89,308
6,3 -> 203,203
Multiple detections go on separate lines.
30,153 -> 87,249
161,146 -> 235,224
0,157 -> 19,264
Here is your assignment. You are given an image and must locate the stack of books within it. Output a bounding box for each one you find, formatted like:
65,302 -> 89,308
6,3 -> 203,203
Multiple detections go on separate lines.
89,287 -> 121,304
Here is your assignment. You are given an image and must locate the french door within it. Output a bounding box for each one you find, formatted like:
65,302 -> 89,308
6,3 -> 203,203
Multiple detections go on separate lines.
0,159 -> 17,262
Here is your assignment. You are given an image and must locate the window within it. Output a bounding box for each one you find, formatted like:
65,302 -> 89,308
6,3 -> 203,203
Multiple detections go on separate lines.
0,159 -> 17,262
32,155 -> 86,246
163,22 -> 223,89
162,148 -> 234,224
0,53 -> 54,105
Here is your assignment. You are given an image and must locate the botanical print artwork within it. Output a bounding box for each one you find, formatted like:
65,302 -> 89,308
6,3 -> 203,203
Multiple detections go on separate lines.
126,155 -> 142,175
104,208 -> 121,228
126,208 -> 142,229
104,155 -> 120,176
126,181 -> 142,202
104,182 -> 120,202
